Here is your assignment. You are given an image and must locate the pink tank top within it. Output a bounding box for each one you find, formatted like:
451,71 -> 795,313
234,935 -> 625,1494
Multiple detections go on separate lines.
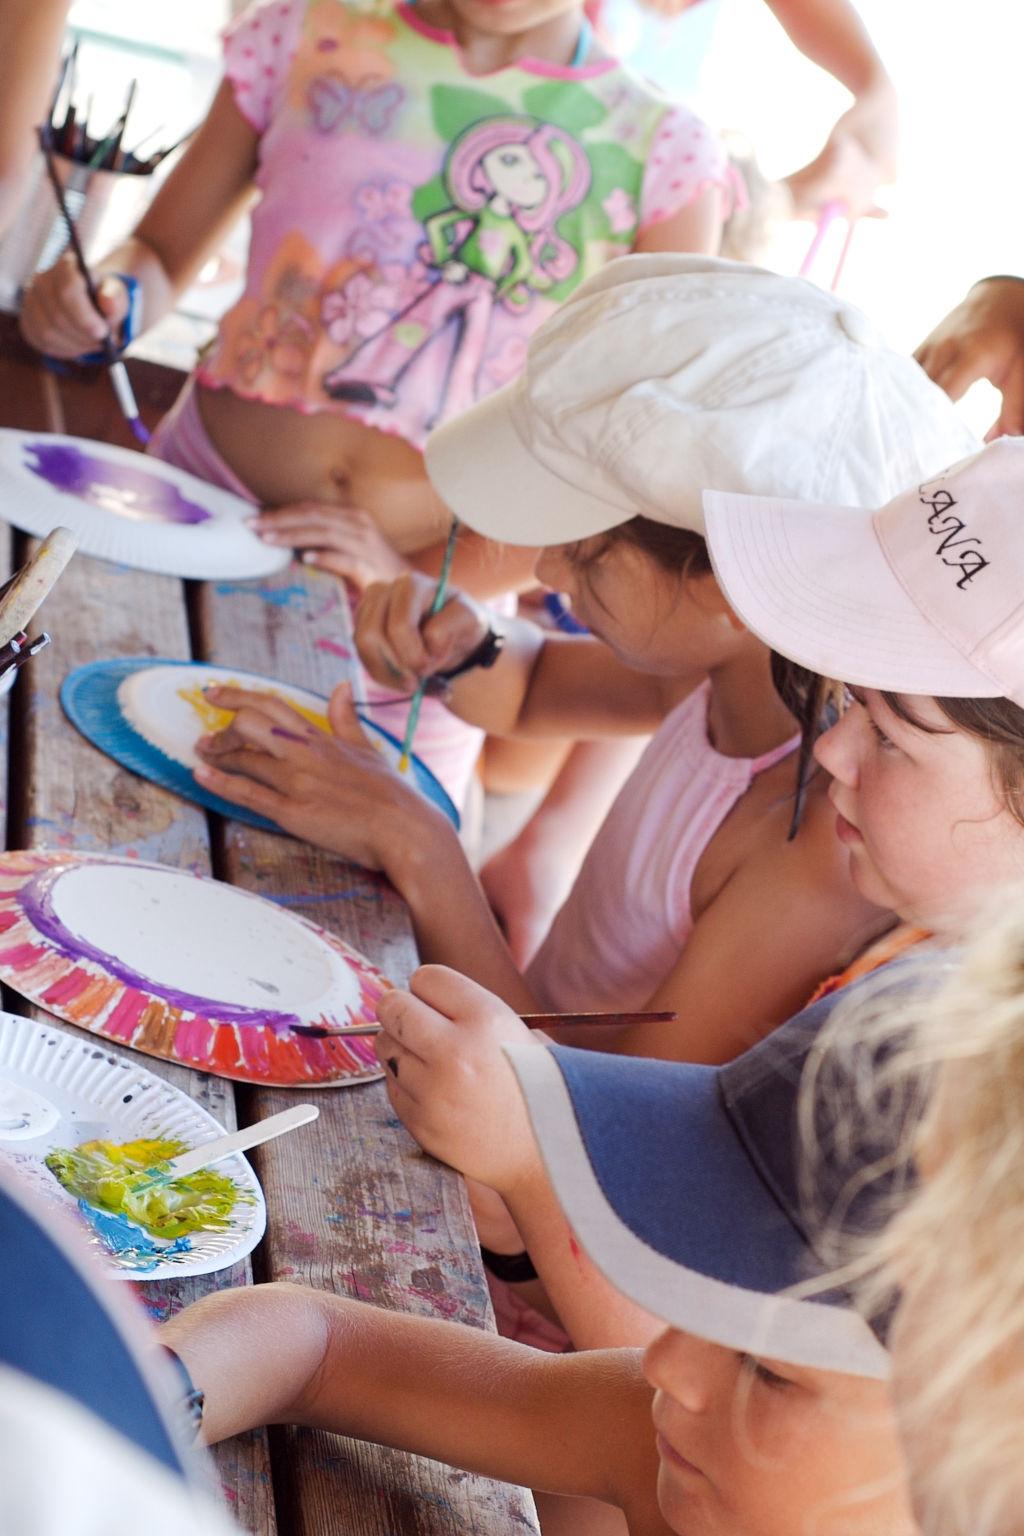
526,681 -> 799,1011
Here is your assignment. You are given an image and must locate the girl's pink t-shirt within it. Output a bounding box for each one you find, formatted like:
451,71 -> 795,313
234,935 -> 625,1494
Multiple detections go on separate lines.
198,0 -> 732,450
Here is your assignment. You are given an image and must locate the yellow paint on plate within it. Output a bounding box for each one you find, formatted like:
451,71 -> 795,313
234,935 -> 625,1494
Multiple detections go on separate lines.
178,682 -> 330,737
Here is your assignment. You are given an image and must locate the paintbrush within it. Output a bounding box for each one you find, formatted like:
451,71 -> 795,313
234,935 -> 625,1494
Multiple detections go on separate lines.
0,528 -> 76,648
397,516 -> 459,773
37,126 -> 150,446
292,1010 -> 676,1040
129,1103 -> 319,1193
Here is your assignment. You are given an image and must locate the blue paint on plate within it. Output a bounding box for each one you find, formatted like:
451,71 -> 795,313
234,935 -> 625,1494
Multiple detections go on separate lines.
60,658 -> 460,833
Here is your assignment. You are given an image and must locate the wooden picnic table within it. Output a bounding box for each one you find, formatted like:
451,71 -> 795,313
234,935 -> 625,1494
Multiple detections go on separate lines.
0,314 -> 539,1536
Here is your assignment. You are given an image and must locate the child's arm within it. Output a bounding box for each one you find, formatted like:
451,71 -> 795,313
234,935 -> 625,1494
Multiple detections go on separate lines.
160,1282 -> 666,1530
633,186 -> 724,258
354,572 -> 673,739
19,80 -> 259,357
767,0 -> 897,218
0,0 -> 71,239
192,681 -> 537,1009
915,277 -> 1024,440
375,969 -> 670,1350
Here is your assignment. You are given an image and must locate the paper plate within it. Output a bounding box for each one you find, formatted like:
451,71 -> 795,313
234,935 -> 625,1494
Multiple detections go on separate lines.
0,430 -> 290,580
0,851 -> 389,1087
60,657 -> 460,830
0,1009 -> 266,1280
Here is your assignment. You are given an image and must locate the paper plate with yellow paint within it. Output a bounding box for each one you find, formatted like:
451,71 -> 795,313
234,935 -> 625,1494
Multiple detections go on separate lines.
60,658 -> 459,830
0,1008 -> 267,1279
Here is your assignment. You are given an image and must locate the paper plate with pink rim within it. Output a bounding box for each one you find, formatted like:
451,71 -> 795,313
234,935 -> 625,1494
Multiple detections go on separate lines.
0,1009 -> 267,1280
0,851 -> 389,1087
0,430 -> 290,579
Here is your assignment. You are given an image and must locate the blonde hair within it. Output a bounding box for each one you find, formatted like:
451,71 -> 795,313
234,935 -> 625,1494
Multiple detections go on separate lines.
799,898 -> 1024,1536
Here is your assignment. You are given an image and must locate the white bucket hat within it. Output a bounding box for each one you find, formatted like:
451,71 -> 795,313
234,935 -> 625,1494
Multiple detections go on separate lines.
424,253 -> 978,545
704,437 -> 1024,706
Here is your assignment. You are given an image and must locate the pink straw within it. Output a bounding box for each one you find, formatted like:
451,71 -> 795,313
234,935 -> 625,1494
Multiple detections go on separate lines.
798,199 -> 856,291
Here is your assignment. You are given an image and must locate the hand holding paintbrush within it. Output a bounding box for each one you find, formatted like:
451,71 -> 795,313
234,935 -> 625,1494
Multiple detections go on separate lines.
34,124 -> 150,445
367,968 -> 662,1200
396,516 -> 460,772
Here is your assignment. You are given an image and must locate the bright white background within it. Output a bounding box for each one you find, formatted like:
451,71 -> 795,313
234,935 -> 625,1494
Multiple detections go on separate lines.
691,0 -> 1017,433
66,0 -> 1018,428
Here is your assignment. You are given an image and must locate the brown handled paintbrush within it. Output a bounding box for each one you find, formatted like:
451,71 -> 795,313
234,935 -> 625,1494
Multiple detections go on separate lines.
293,1010 -> 676,1040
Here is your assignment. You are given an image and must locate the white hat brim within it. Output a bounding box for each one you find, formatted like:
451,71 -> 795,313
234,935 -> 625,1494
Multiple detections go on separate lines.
703,489 -> 1004,698
425,381 -> 633,548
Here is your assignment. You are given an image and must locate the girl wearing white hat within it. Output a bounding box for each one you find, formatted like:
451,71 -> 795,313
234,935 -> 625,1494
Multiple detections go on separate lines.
193,255 -> 976,1067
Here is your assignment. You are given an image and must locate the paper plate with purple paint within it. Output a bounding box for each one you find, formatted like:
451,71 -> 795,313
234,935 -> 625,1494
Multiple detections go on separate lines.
0,1009 -> 266,1279
0,431 -> 289,579
0,850 -> 390,1087
60,657 -> 461,829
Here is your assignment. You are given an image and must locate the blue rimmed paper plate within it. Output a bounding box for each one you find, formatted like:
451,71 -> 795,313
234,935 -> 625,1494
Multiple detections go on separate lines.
60,658 -> 460,831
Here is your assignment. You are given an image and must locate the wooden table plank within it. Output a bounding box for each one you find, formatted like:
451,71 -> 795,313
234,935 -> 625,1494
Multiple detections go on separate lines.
195,568 -> 538,1533
0,326 -> 536,1534
0,327 -> 277,1532
4,539 -> 278,1534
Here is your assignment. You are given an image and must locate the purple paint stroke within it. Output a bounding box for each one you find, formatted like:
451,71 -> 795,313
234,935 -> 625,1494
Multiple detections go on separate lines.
19,865 -> 302,1030
270,726 -> 305,743
23,440 -> 210,524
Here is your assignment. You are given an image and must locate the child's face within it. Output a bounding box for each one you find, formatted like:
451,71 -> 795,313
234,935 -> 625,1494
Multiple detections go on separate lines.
643,1328 -> 914,1536
534,537 -> 744,675
814,690 -> 1024,936
446,0 -> 583,40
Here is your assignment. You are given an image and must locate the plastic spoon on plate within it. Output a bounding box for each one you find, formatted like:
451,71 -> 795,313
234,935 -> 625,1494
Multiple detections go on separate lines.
133,1103 -> 319,1191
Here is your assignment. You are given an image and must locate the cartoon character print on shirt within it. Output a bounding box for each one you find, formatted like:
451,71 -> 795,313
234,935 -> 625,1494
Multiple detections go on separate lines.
320,114 -> 591,427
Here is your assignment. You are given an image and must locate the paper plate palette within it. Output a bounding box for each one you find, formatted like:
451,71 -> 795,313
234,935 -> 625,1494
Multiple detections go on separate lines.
0,1010 -> 266,1279
0,850 -> 389,1087
60,657 -> 460,830
0,430 -> 290,579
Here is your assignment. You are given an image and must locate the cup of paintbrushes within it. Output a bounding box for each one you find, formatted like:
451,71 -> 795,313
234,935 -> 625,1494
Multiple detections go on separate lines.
0,150 -> 154,310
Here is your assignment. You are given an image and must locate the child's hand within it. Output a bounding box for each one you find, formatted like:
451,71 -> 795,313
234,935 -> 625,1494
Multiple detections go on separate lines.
193,682 -> 449,870
355,573 -> 491,691
915,278 -> 1024,440
784,82 -> 898,220
19,254 -> 130,358
246,501 -> 411,589
375,966 -> 544,1196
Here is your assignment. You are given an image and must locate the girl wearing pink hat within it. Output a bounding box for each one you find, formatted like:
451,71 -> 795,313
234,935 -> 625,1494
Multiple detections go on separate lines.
360,437 -> 1024,1356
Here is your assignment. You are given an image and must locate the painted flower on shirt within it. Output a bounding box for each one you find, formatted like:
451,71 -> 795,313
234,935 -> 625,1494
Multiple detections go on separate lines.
236,303 -> 315,386
602,188 -> 637,235
345,178 -> 420,263
322,271 -> 391,345
321,260 -> 431,347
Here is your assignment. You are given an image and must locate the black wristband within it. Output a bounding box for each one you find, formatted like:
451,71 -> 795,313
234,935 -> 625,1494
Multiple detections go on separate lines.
480,1245 -> 539,1283
435,626 -> 505,684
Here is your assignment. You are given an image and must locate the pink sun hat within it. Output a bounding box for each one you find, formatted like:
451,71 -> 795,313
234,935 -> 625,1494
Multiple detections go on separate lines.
703,438 -> 1024,706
